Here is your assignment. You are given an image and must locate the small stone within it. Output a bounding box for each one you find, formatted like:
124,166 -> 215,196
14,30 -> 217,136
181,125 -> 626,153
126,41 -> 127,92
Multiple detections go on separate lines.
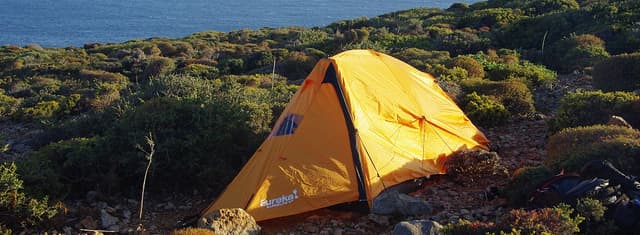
100,209 -> 120,229
392,220 -> 442,235
460,209 -> 470,215
123,210 -> 131,220
165,202 -> 176,210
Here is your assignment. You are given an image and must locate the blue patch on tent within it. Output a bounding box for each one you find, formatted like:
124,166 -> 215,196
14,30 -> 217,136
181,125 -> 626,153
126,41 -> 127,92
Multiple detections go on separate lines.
274,113 -> 303,136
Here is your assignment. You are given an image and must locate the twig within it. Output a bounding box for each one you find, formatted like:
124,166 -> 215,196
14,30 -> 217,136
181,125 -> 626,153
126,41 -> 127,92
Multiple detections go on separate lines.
135,132 -> 155,230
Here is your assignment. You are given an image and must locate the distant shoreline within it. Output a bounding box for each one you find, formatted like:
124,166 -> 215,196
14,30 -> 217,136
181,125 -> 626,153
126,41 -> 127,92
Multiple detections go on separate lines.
0,0 -> 480,48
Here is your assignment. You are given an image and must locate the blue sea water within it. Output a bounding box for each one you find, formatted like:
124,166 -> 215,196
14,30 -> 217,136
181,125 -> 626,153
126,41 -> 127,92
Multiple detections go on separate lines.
0,0 -> 479,47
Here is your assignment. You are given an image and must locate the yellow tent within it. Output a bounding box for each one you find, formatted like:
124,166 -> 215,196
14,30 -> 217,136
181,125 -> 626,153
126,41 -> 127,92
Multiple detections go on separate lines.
200,49 -> 489,221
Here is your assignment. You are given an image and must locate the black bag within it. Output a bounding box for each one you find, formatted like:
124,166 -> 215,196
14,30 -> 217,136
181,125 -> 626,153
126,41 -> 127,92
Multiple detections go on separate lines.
529,160 -> 640,230
529,173 -> 621,208
612,198 -> 640,230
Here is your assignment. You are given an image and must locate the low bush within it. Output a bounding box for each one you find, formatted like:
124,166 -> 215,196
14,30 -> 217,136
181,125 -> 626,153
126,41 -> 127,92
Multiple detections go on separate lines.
545,125 -> 640,174
504,166 -> 553,206
142,57 -> 176,80
548,91 -> 639,132
576,198 -> 606,223
499,204 -> 584,235
0,90 -> 21,119
1,162 -> 60,231
18,137 -> 103,199
440,66 -> 469,82
592,52 -> 640,92
281,51 -> 318,80
441,219 -> 496,235
23,74 -> 294,197
106,96 -> 270,193
461,79 -> 534,116
16,100 -> 61,121
462,92 -> 510,127
449,55 -> 484,79
546,34 -> 610,73
179,63 -> 219,79
442,204 -> 585,235
391,48 -> 451,72
485,61 -> 556,87
576,205 -> 620,235
445,149 -> 508,185
433,31 -> 491,56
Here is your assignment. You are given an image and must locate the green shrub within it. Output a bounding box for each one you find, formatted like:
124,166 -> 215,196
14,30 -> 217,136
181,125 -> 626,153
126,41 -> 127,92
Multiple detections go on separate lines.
218,58 -> 245,75
440,66 -> 469,82
576,198 -> 606,223
19,137 -> 103,198
104,97 -> 267,193
485,61 -> 556,87
592,53 -> 640,92
504,166 -> 553,206
79,69 -> 128,87
461,79 -> 535,115
450,55 -> 485,79
18,100 -> 61,121
155,41 -> 178,57
499,204 -> 584,235
458,8 -> 523,28
462,92 -> 510,127
246,50 -> 274,70
142,57 -> 176,80
281,51 -> 317,80
391,48 -> 451,72
525,0 -> 579,15
545,125 -> 640,174
546,34 -> 609,73
433,31 -> 491,56
549,91 -> 639,132
443,204 -> 584,235
0,162 -> 59,230
0,91 -> 21,119
445,149 -> 508,185
78,69 -> 129,111
178,63 -> 219,79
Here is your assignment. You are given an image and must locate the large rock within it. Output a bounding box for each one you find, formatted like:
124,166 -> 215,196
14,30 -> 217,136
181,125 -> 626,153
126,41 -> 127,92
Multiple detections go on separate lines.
198,208 -> 261,235
392,220 -> 442,235
372,190 -> 433,216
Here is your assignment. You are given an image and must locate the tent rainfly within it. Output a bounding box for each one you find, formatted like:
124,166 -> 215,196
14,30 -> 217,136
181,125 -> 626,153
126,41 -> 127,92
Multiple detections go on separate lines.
200,49 -> 489,221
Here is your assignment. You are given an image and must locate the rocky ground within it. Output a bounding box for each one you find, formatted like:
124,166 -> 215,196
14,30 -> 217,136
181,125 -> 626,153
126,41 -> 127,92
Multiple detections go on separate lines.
7,73 -> 596,234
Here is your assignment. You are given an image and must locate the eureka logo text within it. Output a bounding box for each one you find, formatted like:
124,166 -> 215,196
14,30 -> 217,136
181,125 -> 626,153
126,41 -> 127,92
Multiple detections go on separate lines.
259,189 -> 299,208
